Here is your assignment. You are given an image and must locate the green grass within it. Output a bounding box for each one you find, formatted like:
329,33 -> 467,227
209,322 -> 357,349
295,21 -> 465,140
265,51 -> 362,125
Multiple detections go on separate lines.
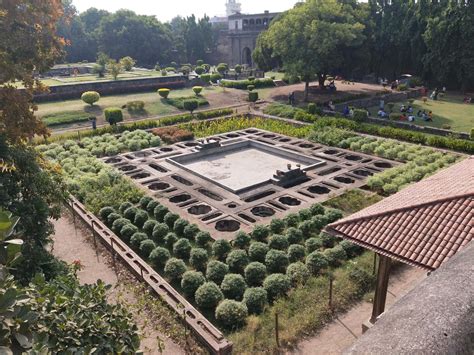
323,189 -> 383,215
369,93 -> 474,133
266,71 -> 285,80
41,110 -> 91,127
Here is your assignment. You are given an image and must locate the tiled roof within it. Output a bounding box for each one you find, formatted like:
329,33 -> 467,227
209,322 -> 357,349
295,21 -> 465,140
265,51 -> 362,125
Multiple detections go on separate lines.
325,157 -> 474,270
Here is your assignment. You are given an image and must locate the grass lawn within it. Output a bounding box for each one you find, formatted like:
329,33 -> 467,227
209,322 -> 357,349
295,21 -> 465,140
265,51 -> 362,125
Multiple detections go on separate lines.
265,71 -> 285,80
368,93 -> 474,133
323,189 -> 383,215
36,87 -> 217,128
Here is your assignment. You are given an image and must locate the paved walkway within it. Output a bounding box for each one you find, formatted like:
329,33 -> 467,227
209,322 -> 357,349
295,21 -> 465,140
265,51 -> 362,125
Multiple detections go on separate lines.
292,265 -> 427,355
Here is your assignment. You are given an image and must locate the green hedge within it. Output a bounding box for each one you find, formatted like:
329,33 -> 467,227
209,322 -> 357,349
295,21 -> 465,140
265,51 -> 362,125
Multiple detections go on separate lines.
41,111 -> 91,127
164,96 -> 209,110
221,78 -> 275,90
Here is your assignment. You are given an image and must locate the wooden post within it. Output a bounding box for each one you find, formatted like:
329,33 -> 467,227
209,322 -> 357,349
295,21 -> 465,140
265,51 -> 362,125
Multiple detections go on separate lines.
370,254 -> 392,324
373,252 -> 377,275
91,220 -> 99,260
328,274 -> 334,312
275,312 -> 280,348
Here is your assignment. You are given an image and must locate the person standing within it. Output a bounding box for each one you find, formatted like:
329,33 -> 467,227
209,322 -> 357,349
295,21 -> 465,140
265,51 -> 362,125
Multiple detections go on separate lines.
89,115 -> 97,130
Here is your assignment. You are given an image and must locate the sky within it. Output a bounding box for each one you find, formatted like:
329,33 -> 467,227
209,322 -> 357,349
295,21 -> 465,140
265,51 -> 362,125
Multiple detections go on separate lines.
72,0 -> 301,22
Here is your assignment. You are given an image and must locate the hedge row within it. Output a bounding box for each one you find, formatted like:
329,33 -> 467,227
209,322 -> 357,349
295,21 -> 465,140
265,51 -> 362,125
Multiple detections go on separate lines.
220,78 -> 275,90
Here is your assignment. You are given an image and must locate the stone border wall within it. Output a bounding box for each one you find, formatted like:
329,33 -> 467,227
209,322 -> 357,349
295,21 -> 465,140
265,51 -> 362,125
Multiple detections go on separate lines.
67,197 -> 233,355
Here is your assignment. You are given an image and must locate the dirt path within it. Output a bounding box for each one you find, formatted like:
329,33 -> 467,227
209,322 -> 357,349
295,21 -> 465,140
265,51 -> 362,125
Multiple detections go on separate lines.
51,210 -> 187,355
291,265 -> 427,355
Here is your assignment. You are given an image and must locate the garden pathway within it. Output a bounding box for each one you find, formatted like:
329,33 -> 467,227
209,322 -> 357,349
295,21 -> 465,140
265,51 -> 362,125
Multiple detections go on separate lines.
51,209 -> 186,355
291,264 -> 426,355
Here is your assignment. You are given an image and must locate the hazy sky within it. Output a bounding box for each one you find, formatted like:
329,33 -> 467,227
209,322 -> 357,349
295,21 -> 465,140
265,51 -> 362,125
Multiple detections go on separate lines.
73,0 -> 300,21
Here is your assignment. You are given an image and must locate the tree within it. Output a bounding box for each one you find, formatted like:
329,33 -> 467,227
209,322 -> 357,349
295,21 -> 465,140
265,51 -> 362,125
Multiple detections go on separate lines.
183,100 -> 199,115
120,56 -> 136,71
107,60 -> 123,80
254,0 -> 366,100
81,91 -> 100,106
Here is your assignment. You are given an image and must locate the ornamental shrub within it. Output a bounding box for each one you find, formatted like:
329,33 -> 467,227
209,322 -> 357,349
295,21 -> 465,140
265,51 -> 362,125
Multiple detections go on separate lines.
244,262 -> 267,287
349,267 -> 376,294
133,209 -> 149,228
181,271 -> 206,298
119,202 -> 133,214
288,244 -> 306,263
195,66 -> 205,75
286,227 -> 303,245
247,85 -> 255,91
217,63 -> 228,74
193,86 -> 203,96
353,109 -> 368,122
173,238 -> 192,259
154,205 -> 169,222
307,103 -> 316,114
164,258 -> 187,281
270,218 -> 285,234
311,215 -> 328,231
107,213 -> 121,226
324,245 -> 347,267
183,224 -> 200,241
263,274 -> 291,302
126,100 -> 145,112
340,240 -> 363,258
201,74 -> 211,83
139,196 -> 153,209
221,274 -> 247,300
195,282 -> 224,309
196,231 -> 212,247
164,233 -> 178,249
248,242 -> 269,263
284,213 -> 300,228
325,208 -> 343,223
152,223 -> 169,243
248,91 -> 259,102
99,206 -> 115,221
212,239 -> 232,261
215,300 -> 248,330
140,239 -> 156,258
120,224 -> 138,243
143,220 -> 158,238
112,218 -> 129,234
320,233 -> 336,248
149,247 -> 171,268
243,287 -> 267,315
265,249 -> 289,273
299,220 -> 315,237
183,99 -> 199,114
104,108 -> 123,125
123,207 -> 138,221
252,225 -> 270,242
130,232 -> 148,250
158,88 -> 170,99
233,231 -> 251,249
146,200 -> 159,214
286,262 -> 311,286
164,212 -> 180,228
210,73 -> 222,83
189,248 -> 209,271
298,208 -> 312,221
81,91 -> 100,106
306,237 -> 323,253
306,251 -> 328,275
226,250 -> 249,274
206,260 -> 229,284
268,235 -> 289,251
234,64 -> 242,73
173,218 -> 189,236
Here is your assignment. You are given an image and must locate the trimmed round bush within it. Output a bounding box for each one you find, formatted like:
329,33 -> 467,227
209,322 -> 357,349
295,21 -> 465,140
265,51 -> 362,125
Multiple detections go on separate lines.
149,247 -> 171,268
99,206 -> 115,221
120,223 -> 138,243
107,213 -> 121,226
311,215 -> 328,231
139,196 -> 153,209
349,267 -> 376,294
252,225 -> 270,242
220,274 -> 247,300
270,218 -> 285,234
215,300 -> 248,330
249,91 -> 259,102
306,237 -> 323,253
181,271 -> 206,298
104,107 -> 123,125
284,213 -> 300,228
286,227 -> 303,245
320,233 -> 336,248
265,249 -> 289,273
130,232 -> 148,250
212,239 -> 232,261
325,208 -> 344,223
183,224 -> 200,241
140,239 -> 156,258
119,202 -> 133,214
164,258 -> 187,281
192,86 -> 203,95
196,231 -> 212,247
112,218 -> 129,234
173,238 -> 192,259
123,207 -> 138,221
173,218 -> 189,236
81,91 -> 100,106
195,282 -> 224,309
133,209 -> 149,228
248,242 -> 269,263
340,240 -> 363,258
189,248 -> 209,271
154,205 -> 169,222
306,251 -> 328,275
324,245 -> 347,267
143,220 -> 158,238
268,235 -> 289,251
206,260 -> 229,285
152,223 -> 169,243
299,220 -> 315,237
184,99 -> 198,113
298,208 -> 312,221
263,274 -> 291,302
164,212 -> 179,228
233,231 -> 251,249
288,244 -> 306,263
226,250 -> 249,274
164,232 -> 178,249
244,262 -> 267,287
158,88 -> 170,99
286,262 -> 311,285
146,200 -> 159,214
243,287 -> 267,315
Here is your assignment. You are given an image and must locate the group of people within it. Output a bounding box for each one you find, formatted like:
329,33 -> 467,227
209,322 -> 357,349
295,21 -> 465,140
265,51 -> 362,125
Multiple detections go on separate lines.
377,103 -> 433,122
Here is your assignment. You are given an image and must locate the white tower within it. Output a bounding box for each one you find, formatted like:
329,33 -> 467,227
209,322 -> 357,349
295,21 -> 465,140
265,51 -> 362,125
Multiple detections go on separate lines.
226,0 -> 242,16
